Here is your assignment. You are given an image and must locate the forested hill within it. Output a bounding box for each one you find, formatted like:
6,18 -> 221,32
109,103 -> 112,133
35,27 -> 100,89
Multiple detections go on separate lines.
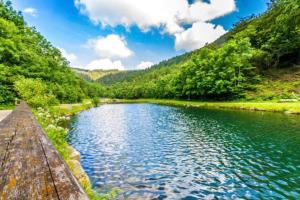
97,0 -> 300,100
73,68 -> 120,81
0,1 -> 104,107
98,53 -> 192,86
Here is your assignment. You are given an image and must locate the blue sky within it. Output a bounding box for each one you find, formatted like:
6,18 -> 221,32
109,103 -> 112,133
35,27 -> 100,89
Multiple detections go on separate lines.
12,0 -> 270,70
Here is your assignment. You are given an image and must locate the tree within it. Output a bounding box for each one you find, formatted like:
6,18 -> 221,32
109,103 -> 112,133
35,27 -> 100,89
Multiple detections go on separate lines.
0,1 -> 105,105
177,38 -> 255,99
14,78 -> 59,107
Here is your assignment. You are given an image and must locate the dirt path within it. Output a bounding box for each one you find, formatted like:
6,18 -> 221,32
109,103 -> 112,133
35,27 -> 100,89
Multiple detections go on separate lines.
0,110 -> 11,122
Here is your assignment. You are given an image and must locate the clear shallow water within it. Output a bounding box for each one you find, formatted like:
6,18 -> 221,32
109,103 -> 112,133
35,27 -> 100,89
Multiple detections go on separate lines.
68,104 -> 300,199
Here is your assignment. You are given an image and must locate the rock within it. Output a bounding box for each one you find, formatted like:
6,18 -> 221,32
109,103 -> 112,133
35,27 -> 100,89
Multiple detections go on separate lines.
279,99 -> 298,103
66,145 -> 92,189
67,146 -> 81,161
284,110 -> 300,115
68,160 -> 91,189
284,111 -> 293,115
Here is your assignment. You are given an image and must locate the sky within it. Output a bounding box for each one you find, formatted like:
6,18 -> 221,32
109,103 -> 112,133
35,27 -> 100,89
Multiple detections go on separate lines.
11,0 -> 270,70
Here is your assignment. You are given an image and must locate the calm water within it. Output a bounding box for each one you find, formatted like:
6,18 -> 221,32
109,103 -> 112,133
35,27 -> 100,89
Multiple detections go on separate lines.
68,104 -> 300,199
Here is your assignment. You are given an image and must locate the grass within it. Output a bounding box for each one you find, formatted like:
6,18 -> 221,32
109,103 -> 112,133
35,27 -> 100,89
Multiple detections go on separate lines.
246,66 -> 300,101
113,99 -> 300,114
0,104 -> 15,110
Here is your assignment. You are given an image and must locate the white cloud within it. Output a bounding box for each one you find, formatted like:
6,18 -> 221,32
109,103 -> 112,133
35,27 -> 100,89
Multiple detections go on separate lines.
75,0 -> 188,33
23,7 -> 37,17
86,59 -> 124,70
137,61 -> 153,70
87,34 -> 133,59
75,0 -> 236,50
175,22 -> 226,51
58,48 -> 77,63
184,0 -> 236,23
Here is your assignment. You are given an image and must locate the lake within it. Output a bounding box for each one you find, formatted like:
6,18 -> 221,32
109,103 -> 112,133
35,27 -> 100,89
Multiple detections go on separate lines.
68,103 -> 300,199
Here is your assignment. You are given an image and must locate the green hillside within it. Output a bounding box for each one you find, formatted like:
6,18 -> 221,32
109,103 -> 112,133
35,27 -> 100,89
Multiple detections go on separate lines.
97,53 -> 192,85
98,0 -> 300,100
73,68 -> 120,81
0,1 -> 104,107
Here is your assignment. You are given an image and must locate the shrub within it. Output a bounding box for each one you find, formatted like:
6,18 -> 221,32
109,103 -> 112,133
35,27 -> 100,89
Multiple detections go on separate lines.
14,77 -> 59,108
0,85 -> 15,104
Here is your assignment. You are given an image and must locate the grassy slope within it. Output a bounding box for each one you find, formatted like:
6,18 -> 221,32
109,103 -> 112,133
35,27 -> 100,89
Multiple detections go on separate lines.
73,68 -> 120,81
95,52 -> 192,85
113,99 -> 300,114
246,65 -> 300,101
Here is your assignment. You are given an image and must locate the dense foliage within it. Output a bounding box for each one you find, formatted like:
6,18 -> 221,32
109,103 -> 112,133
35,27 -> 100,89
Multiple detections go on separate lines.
14,78 -> 58,107
99,0 -> 300,100
0,1 -> 105,106
175,38 -> 257,99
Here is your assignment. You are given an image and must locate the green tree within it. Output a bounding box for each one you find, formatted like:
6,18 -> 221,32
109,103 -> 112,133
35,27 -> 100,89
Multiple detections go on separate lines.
14,78 -> 58,108
177,38 -> 255,99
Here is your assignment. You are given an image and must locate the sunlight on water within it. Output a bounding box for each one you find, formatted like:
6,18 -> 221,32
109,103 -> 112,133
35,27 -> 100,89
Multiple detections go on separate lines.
68,104 -> 300,199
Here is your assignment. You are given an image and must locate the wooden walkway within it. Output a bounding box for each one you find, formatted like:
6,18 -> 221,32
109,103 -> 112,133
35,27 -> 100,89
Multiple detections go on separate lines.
0,102 -> 88,200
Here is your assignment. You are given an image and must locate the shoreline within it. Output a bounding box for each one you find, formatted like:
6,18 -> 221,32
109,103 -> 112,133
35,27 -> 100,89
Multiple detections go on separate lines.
110,99 -> 300,115
33,102 -> 112,199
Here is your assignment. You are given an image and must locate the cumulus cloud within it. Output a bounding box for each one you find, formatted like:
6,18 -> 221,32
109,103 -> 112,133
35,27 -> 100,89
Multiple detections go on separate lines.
23,7 -> 37,17
75,0 -> 236,50
87,34 -> 133,59
58,48 -> 77,63
184,0 -> 236,23
175,22 -> 226,51
84,34 -> 131,70
86,59 -> 124,70
137,61 -> 154,70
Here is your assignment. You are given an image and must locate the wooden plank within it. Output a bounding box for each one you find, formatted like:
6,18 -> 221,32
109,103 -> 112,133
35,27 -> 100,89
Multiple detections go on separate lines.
0,102 -> 88,200
28,105 -> 89,200
0,103 -> 58,200
0,109 -> 19,168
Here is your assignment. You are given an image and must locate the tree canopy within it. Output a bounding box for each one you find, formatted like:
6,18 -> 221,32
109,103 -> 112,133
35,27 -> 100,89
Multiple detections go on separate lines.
0,0 -> 105,105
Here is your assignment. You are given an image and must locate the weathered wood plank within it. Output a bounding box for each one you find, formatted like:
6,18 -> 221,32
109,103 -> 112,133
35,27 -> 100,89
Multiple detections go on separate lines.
0,102 -> 88,200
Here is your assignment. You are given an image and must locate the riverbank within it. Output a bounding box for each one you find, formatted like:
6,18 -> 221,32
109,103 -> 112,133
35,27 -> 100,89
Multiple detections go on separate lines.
111,99 -> 300,115
33,101 -> 119,200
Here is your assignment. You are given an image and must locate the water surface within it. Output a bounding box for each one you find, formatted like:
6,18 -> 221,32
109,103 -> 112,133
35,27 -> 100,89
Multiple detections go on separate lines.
68,104 -> 300,199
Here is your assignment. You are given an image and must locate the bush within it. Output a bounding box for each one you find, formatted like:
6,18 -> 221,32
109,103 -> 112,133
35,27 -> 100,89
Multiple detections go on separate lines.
14,77 -> 59,108
0,85 -> 15,104
92,97 -> 100,106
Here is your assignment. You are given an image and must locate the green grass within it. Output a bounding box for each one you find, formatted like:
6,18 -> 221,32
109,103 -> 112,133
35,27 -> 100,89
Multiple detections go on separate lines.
245,66 -> 300,101
0,105 -> 15,110
113,99 -> 300,114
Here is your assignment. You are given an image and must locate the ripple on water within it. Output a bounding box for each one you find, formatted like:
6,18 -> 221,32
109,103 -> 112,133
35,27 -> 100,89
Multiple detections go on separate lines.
68,104 -> 300,199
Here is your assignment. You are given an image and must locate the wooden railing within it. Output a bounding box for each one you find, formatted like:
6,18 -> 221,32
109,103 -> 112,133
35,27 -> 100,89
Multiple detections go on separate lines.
0,102 -> 88,200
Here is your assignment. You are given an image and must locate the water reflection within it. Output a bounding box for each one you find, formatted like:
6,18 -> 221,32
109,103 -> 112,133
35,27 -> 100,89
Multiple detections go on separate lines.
68,104 -> 300,199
